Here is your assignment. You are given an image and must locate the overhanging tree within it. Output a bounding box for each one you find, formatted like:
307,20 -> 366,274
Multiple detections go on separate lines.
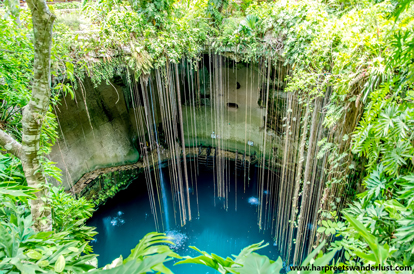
0,0 -> 55,232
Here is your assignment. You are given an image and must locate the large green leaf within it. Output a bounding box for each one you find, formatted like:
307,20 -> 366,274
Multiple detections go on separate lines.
301,247 -> 340,274
47,242 -> 79,264
364,166 -> 386,199
90,253 -> 171,274
26,250 -> 42,260
233,241 -> 268,265
0,182 -> 38,203
0,223 -> 19,258
344,213 -> 389,264
54,255 -> 66,273
124,232 -> 179,263
394,217 -> 414,252
176,241 -> 276,274
228,253 -> 283,274
175,245 -> 236,273
301,240 -> 326,267
14,261 -> 46,274
175,254 -> 221,271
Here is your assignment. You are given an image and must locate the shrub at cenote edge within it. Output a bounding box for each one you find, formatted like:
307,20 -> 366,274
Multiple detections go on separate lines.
0,0 -> 414,272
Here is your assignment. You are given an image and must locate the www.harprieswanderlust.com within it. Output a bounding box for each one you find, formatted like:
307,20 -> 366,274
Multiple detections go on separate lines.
289,264 -> 412,272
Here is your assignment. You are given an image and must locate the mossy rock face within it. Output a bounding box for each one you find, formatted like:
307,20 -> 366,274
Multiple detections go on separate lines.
50,77 -> 139,189
85,188 -> 98,200
80,168 -> 142,204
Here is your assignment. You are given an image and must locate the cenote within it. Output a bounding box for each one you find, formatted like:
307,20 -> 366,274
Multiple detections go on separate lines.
87,162 -> 280,273
53,55 -> 331,268
3,1 -> 413,273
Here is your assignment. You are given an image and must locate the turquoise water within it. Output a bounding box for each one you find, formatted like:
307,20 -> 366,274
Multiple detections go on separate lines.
87,163 -> 280,273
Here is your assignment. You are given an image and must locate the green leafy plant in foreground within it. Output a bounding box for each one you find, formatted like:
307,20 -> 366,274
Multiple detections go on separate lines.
343,214 -> 391,266
0,183 -> 97,273
177,240 -> 340,273
326,170 -> 414,269
50,187 -> 97,254
89,232 -> 181,274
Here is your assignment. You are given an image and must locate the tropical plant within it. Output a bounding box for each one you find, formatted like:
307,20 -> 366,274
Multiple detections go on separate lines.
177,240 -> 340,273
342,214 -> 391,266
50,187 -> 97,253
327,169 -> 414,267
129,0 -> 175,27
352,102 -> 414,176
90,232 -> 181,273
0,223 -> 97,273
0,180 -> 96,273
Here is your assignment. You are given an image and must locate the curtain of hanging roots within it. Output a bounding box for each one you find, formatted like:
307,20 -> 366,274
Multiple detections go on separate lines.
95,57 -> 354,265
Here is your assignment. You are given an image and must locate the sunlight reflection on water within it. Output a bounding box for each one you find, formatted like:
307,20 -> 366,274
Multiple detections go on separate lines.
248,197 -> 260,205
166,230 -> 188,250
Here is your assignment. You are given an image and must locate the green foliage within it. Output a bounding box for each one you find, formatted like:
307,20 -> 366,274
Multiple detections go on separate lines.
343,213 -> 391,265
0,181 -> 38,202
0,176 -> 177,274
352,102 -> 414,176
0,159 -> 97,273
177,240 -> 339,273
206,0 -> 229,24
53,2 -> 82,9
130,0 -> 175,27
0,153 -> 25,183
3,0 -> 20,23
237,14 -> 259,36
50,187 -> 97,254
0,18 -> 32,142
90,232 -> 180,273
233,253 -> 283,274
397,174 -> 414,208
87,171 -> 136,206
317,219 -> 345,236
54,11 -> 84,31
330,168 -> 414,267
363,165 -> 389,199
0,16 -> 65,182
0,182 -> 97,273
176,241 -> 272,273
0,224 -> 97,274
330,0 -> 414,268
390,0 -> 414,21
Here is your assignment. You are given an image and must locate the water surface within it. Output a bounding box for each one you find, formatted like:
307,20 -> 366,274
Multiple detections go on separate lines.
87,163 -> 279,273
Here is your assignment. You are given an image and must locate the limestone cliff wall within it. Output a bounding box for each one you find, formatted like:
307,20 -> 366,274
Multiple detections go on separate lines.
50,77 -> 139,189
